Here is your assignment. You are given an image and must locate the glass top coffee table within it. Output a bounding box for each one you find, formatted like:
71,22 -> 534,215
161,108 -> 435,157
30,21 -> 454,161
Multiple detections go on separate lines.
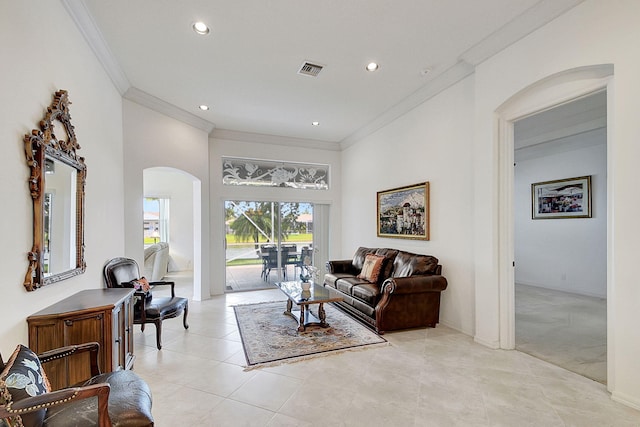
275,281 -> 343,332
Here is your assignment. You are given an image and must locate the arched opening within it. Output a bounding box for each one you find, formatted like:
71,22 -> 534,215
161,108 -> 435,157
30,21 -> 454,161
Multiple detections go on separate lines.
143,167 -> 201,299
495,65 -> 613,384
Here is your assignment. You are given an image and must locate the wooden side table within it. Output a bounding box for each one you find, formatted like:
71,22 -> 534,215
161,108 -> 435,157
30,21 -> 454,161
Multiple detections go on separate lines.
27,288 -> 135,390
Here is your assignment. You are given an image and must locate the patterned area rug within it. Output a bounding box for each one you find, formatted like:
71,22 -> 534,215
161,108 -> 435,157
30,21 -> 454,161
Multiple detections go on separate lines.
234,301 -> 387,369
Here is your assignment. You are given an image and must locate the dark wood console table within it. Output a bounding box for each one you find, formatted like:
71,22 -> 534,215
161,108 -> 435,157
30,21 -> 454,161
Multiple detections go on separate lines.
27,288 -> 135,390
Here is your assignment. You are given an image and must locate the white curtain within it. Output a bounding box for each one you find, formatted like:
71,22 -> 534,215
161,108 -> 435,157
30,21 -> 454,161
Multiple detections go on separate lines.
158,198 -> 170,243
312,204 -> 330,278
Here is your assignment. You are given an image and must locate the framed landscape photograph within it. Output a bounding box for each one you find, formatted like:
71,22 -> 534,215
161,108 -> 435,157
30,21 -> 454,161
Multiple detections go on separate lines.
377,182 -> 429,240
531,175 -> 592,219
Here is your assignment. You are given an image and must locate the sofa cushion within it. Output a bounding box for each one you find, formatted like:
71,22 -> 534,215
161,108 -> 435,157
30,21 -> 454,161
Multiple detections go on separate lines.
0,345 -> 52,427
352,283 -> 380,306
374,248 -> 399,283
392,251 -> 439,277
351,247 -> 377,270
323,272 -> 354,288
357,254 -> 385,283
350,247 -> 398,284
336,276 -> 370,295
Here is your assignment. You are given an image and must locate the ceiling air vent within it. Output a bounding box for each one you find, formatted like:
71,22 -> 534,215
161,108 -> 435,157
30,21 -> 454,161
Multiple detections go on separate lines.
298,61 -> 323,77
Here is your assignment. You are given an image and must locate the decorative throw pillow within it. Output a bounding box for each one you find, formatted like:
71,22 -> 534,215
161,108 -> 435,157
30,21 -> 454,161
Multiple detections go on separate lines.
127,278 -> 152,312
357,254 -> 385,283
129,277 -> 151,292
0,345 -> 51,427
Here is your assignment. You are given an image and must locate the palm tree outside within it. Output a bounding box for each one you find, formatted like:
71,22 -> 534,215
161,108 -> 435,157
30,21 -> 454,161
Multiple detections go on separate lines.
227,201 -> 304,246
224,201 -> 314,291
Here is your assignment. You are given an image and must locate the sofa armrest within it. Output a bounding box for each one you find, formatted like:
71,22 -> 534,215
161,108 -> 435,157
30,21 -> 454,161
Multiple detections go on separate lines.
375,274 -> 448,332
382,275 -> 448,295
325,260 -> 354,274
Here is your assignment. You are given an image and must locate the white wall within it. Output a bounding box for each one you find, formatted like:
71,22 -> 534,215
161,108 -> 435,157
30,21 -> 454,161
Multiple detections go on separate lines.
123,100 -> 210,300
144,168 -> 195,271
515,130 -> 607,297
341,76 -> 476,335
209,133 -> 342,295
340,0 -> 640,409
472,0 -> 640,408
4,0 -> 640,411
0,2 -> 124,354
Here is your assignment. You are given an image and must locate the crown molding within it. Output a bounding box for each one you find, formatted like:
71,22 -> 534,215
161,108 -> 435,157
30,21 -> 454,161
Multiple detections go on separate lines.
65,0 -> 584,151
340,60 -> 475,149
515,125 -> 605,162
340,0 -> 584,149
63,0 -> 215,133
212,128 -> 341,151
124,87 -> 216,133
61,0 -> 130,95
460,0 -> 585,65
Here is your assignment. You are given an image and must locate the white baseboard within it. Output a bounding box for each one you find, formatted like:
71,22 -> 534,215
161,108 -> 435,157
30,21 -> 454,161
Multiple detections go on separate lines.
473,335 -> 500,349
611,390 -> 640,411
439,319 -> 472,337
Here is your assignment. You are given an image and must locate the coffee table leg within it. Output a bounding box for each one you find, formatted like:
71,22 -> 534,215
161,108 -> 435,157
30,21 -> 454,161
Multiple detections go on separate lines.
298,305 -> 306,332
318,303 -> 329,327
285,299 -> 293,316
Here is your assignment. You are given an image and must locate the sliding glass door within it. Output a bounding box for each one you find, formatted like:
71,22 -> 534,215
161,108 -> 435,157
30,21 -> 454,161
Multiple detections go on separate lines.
224,200 -> 314,292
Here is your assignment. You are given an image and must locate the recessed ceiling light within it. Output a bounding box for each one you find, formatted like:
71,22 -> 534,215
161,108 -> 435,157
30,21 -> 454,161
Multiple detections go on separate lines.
199,105 -> 209,111
192,21 -> 210,35
312,121 -> 320,126
366,62 -> 379,72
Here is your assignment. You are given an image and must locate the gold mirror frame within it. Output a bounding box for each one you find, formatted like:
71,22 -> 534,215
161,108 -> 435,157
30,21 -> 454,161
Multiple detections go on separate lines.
24,90 -> 86,291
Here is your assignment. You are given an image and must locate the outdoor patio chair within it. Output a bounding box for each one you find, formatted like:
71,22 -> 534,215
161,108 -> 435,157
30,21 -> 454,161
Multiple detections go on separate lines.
260,244 -> 277,279
295,246 -> 314,278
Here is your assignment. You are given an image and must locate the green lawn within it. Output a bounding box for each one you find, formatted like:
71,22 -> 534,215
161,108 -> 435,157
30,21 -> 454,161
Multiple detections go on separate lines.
225,234 -> 312,266
143,234 -> 312,246
225,233 -> 312,244
144,234 -> 312,264
226,258 -> 263,266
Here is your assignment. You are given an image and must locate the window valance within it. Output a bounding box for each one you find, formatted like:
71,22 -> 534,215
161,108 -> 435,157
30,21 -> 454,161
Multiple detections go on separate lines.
222,157 -> 329,190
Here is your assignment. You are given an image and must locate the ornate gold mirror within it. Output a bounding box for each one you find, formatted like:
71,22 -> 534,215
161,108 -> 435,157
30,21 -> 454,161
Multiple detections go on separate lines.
24,90 -> 86,291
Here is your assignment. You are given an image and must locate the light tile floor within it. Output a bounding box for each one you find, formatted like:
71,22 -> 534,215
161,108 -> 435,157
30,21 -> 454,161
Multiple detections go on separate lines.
516,284 -> 607,384
132,274 -> 640,426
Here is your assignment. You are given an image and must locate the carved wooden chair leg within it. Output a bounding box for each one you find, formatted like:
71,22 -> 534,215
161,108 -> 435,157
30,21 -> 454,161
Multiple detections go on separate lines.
183,305 -> 189,330
154,320 -> 162,350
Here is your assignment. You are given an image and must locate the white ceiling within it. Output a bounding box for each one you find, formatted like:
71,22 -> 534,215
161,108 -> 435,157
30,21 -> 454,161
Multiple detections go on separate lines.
65,0 -> 584,149
515,90 -> 606,151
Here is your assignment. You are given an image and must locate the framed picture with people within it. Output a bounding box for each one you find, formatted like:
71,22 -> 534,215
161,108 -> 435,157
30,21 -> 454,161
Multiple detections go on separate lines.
531,175 -> 592,219
377,182 -> 429,240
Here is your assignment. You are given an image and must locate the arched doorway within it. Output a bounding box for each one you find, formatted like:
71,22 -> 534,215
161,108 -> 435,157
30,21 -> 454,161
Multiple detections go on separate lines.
143,167 -> 202,299
494,65 -> 613,383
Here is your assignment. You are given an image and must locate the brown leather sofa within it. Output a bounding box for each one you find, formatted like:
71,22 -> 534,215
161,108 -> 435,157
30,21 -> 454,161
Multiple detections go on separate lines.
323,247 -> 447,333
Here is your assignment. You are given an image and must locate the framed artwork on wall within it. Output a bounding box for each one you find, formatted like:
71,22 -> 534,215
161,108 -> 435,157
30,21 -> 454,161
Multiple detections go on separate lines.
377,182 -> 429,240
531,175 -> 592,219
